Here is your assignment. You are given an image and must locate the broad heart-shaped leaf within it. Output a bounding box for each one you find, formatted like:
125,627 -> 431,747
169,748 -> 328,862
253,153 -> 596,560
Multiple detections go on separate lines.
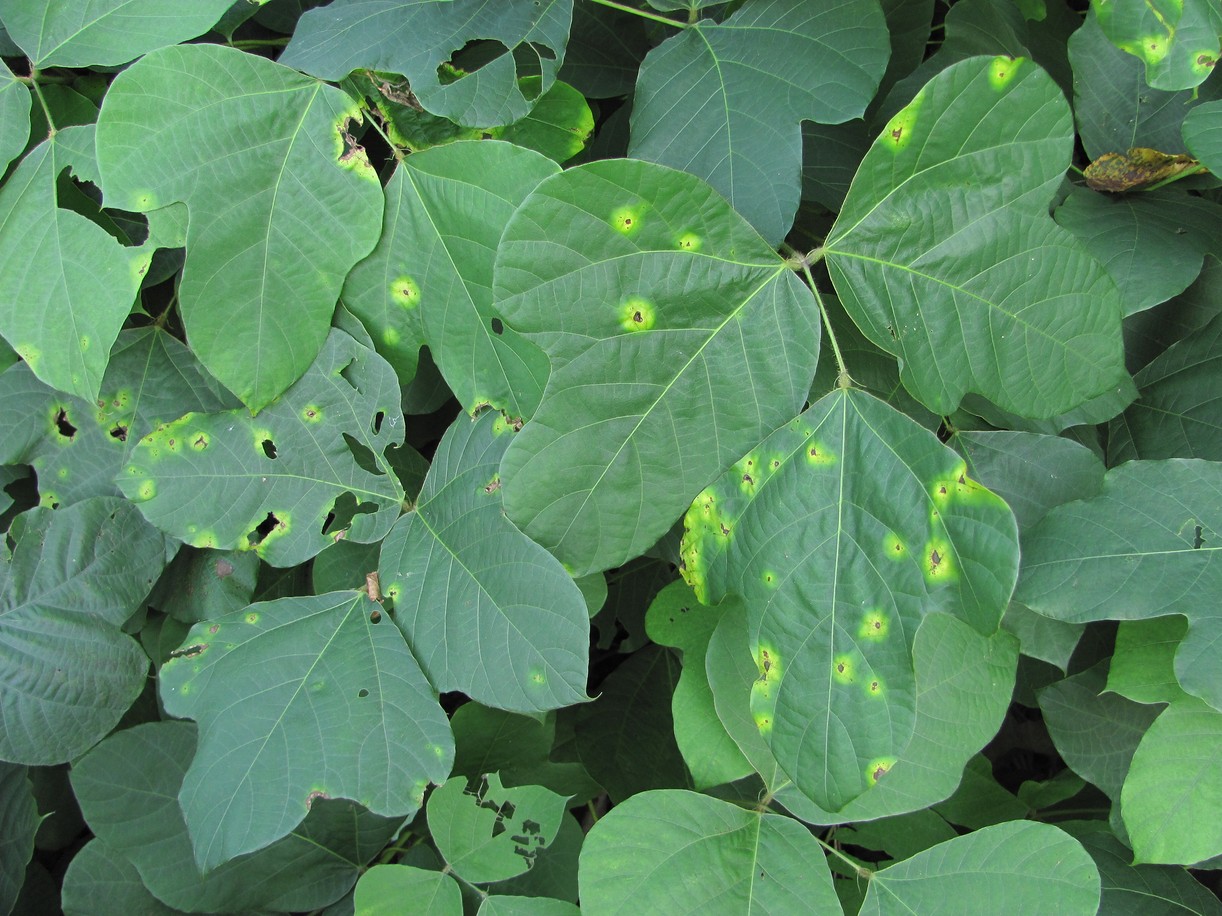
1184,100 -> 1222,178
629,0 -> 889,245
0,498 -> 169,765
342,141 -> 557,415
378,410 -> 590,712
70,721 -> 404,912
0,764 -> 36,914
119,328 -> 405,568
578,789 -> 841,914
1122,698 -> 1222,865
858,821 -> 1100,915
1092,0 -> 1222,91
494,159 -> 820,576
427,772 -> 569,884
281,0 -> 573,128
160,590 -> 454,872
355,864 -> 462,915
0,125 -> 150,402
1017,460 -> 1222,711
61,840 -> 179,916
682,388 -> 1018,811
0,328 -> 239,509
96,43 -> 383,410
0,0 -> 233,67
825,56 -> 1127,419
0,62 -> 29,175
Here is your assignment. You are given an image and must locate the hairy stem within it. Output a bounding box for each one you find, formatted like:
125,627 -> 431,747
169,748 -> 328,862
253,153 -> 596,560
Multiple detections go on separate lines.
587,0 -> 689,29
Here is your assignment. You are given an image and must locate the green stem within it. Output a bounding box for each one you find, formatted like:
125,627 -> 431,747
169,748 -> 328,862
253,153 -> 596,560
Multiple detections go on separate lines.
816,834 -> 873,880
785,244 -> 851,388
229,37 -> 290,49
24,71 -> 57,137
362,106 -> 406,162
586,0 -> 688,29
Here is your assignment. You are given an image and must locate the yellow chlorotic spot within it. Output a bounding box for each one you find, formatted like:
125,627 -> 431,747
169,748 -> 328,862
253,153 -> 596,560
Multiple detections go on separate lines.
1139,34 -> 1169,63
382,327 -> 401,346
866,756 -> 897,786
754,713 -> 772,735
859,609 -> 888,640
38,492 -> 57,507
310,679 -> 326,692
832,654 -> 856,684
79,336 -> 90,352
191,432 -> 209,451
16,344 -> 40,370
302,405 -> 323,423
136,480 -> 156,501
866,676 -> 885,697
805,441 -> 835,466
1193,51 -> 1218,75
391,276 -> 420,309
757,645 -> 781,681
677,232 -> 701,251
131,253 -> 153,284
761,569 -> 778,589
610,205 -> 643,235
988,55 -> 1023,90
196,532 -> 218,549
56,467 -> 69,479
529,669 -> 546,686
619,297 -> 656,332
923,538 -> 956,582
492,414 -> 513,436
246,612 -> 260,624
132,191 -> 157,210
431,743 -> 447,759
883,88 -> 923,152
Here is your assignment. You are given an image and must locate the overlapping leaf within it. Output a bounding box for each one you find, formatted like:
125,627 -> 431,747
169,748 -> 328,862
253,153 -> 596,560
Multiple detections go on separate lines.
0,328 -> 239,508
60,840 -> 179,916
281,0 -> 573,127
378,410 -> 590,712
119,329 -> 405,567
858,821 -> 1100,914
494,158 -> 820,576
825,56 -> 1127,418
0,125 -> 151,402
1071,826 -> 1222,915
629,0 -> 889,244
578,789 -> 840,914
0,764 -> 35,914
71,721 -> 403,912
160,591 -> 453,871
355,864 -> 462,915
1184,100 -> 1222,174
0,62 -> 29,174
1018,460 -> 1222,710
342,141 -> 557,415
0,0 -> 234,67
682,388 -> 1018,811
0,498 -> 169,764
1092,0 -> 1222,91
96,44 -> 383,410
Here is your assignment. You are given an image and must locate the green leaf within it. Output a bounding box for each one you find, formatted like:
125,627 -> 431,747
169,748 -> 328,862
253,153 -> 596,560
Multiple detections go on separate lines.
1092,0 -> 1222,91
119,328 -> 405,568
0,126 -> 150,402
0,327 -> 239,509
932,755 -> 1029,829
0,63 -> 29,175
1110,312 -> 1222,462
355,864 -> 462,916
1070,9 -> 1222,160
145,547 -> 261,625
645,581 -> 752,789
0,764 -> 36,915
159,591 -> 453,871
858,821 -> 1100,914
495,158 -> 820,575
60,840 -> 179,916
1071,825 -> 1222,915
629,0 -> 889,244
428,773 -> 569,884
0,497 -> 169,765
492,78 -> 593,164
578,789 -> 842,914
559,0 -> 649,99
281,0 -> 573,127
825,56 -> 1127,418
71,720 -> 403,912
682,389 -> 1018,811
342,141 -> 557,415
0,0 -> 235,66
479,897 -> 579,916
379,411 -> 589,712
1016,460 -> 1222,711
489,813 -> 583,904
1055,189 -> 1222,318
705,602 -> 1017,823
1122,697 -> 1222,864
1184,99 -> 1222,173
1107,617 -> 1192,705
96,43 -> 383,410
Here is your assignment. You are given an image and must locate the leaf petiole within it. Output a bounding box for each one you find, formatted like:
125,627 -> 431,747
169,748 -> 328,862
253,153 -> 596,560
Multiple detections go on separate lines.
24,70 -> 58,137
816,833 -> 874,880
785,243 -> 852,389
586,0 -> 689,29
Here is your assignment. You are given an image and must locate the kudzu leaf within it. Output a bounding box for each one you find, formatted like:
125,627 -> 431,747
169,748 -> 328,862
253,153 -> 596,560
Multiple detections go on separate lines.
342,141 -> 557,415
281,0 -> 573,128
560,0 -> 649,100
682,389 -> 1018,811
858,821 -> 1100,914
1110,313 -> 1222,462
1184,100 -> 1222,173
1083,147 -> 1200,192
479,898 -> 579,916
0,0 -> 234,66
378,410 -> 589,712
0,764 -> 36,915
355,864 -> 462,916
0,125 -> 151,402
0,63 -> 29,175
1092,0 -> 1222,91
492,79 -> 593,164
578,789 -> 840,914
1017,460 -> 1222,711
160,591 -> 453,871
119,328 -> 404,568
825,56 -> 1127,418
70,721 -> 403,912
60,840 -> 179,916
1122,698 -> 1222,864
1108,617 -> 1192,706
0,498 -> 169,765
427,772 -> 569,884
0,328 -> 239,509
495,158 -> 820,576
629,0 -> 889,244
96,44 -> 383,410
489,813 -> 584,904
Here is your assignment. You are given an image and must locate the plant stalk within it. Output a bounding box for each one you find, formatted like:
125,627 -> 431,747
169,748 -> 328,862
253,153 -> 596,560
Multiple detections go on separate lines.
785,244 -> 852,388
24,71 -> 58,136
586,0 -> 688,29
816,834 -> 873,880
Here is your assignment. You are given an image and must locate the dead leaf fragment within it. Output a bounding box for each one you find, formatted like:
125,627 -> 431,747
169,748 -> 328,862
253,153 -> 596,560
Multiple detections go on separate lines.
1085,147 -> 1199,192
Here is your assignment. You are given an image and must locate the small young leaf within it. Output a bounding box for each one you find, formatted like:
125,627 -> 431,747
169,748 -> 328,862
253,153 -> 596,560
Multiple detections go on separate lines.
355,864 -> 462,916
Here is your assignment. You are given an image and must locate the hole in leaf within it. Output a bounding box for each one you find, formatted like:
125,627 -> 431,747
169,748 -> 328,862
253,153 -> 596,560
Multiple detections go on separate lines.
339,358 -> 361,389
442,40 -> 512,82
370,610 -> 382,623
321,491 -> 379,535
343,433 -> 386,476
261,439 -> 277,460
358,688 -> 369,698
109,424 -> 128,442
1194,525 -> 1205,549
372,410 -> 385,435
54,408 -> 77,439
491,317 -> 504,335
248,512 -> 280,546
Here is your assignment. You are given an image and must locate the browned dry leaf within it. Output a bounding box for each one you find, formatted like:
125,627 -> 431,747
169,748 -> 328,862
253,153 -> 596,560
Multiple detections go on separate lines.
1085,147 -> 1200,192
